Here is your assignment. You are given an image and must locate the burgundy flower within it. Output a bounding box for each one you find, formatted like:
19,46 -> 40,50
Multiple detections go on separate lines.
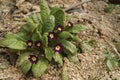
48,32 -> 57,40
67,21 -> 73,27
56,25 -> 64,32
35,41 -> 42,48
53,44 -> 63,53
28,55 -> 38,64
26,40 -> 33,48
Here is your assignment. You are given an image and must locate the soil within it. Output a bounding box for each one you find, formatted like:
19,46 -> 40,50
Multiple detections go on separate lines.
0,0 -> 120,80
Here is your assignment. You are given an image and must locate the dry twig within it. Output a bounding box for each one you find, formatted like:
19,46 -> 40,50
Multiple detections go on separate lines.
64,0 -> 91,12
105,39 -> 120,58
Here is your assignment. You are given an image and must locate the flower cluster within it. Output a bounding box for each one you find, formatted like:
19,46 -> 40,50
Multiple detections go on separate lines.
26,40 -> 42,49
1,0 -> 85,77
26,21 -> 73,64
47,22 -> 73,53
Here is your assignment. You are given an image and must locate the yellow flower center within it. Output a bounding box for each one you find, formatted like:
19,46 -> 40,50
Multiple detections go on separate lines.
55,45 -> 61,51
50,34 -> 54,38
32,57 -> 37,61
68,23 -> 71,27
28,42 -> 32,46
58,27 -> 62,31
37,43 -> 41,47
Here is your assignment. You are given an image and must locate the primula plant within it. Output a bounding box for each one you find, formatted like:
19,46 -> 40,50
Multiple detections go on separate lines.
0,0 -> 86,78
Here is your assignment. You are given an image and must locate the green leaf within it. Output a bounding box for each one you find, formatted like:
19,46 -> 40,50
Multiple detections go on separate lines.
60,40 -> 77,55
62,66 -> 68,80
5,32 -> 27,41
19,24 -> 31,32
53,53 -> 63,65
81,41 -> 94,52
18,52 -> 30,66
66,14 -> 73,21
88,40 -> 97,47
105,52 -> 115,60
25,17 -> 34,24
41,33 -> 48,47
67,24 -> 86,33
51,6 -> 65,26
25,17 -> 37,26
107,60 -> 114,70
105,52 -> 118,70
116,41 -> 120,52
58,31 -> 72,39
32,33 -> 40,42
37,23 -> 43,34
116,41 -> 120,47
16,32 -> 29,41
39,0 -> 50,23
42,15 -> 55,33
31,13 -> 41,23
71,36 -> 81,42
106,59 -> 118,70
32,59 -> 48,77
67,54 -> 79,63
1,38 -> 26,50
45,47 -> 54,61
20,60 -> 32,74
104,4 -> 116,13
24,17 -> 39,32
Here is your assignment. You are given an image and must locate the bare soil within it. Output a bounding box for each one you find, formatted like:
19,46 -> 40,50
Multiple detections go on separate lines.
0,0 -> 120,80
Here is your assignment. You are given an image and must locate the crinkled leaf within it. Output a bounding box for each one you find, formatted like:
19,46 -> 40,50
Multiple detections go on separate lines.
116,41 -> 120,47
1,38 -> 26,50
105,52 -> 115,60
45,47 -> 54,61
67,54 -> 79,63
41,33 -> 48,47
16,32 -> 29,41
104,4 -> 116,13
60,40 -> 77,55
107,60 -> 113,70
58,31 -> 72,39
105,52 -> 118,70
5,32 -> 27,41
24,17 -> 39,32
53,53 -> 63,65
39,0 -> 50,23
20,60 -> 32,74
66,14 -> 73,21
5,33 -> 17,38
18,52 -> 30,66
32,33 -> 40,41
116,41 -> 120,52
32,59 -> 48,77
31,13 -> 41,23
37,24 -> 43,34
81,41 -> 94,52
88,40 -> 97,47
42,15 -> 55,33
51,6 -> 65,26
71,36 -> 81,42
19,24 -> 31,32
67,24 -> 86,33
62,66 -> 68,80
107,59 -> 118,70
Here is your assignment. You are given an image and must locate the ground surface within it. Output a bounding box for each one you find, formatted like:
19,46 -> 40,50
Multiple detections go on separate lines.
0,0 -> 120,80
